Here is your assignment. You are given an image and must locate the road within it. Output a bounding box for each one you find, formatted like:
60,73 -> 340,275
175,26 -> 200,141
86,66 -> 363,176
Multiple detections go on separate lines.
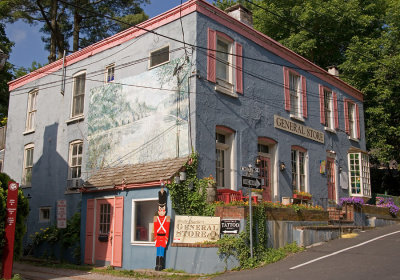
13,224 -> 400,279
214,223 -> 400,280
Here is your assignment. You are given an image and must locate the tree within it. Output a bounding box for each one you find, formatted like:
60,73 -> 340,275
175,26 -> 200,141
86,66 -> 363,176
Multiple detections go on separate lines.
340,0 -> 400,164
216,0 -> 387,69
0,23 -> 13,120
4,0 -> 149,63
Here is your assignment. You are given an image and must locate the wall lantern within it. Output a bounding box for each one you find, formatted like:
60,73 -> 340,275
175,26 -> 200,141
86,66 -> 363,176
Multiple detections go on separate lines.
0,49 -> 8,70
279,162 -> 286,171
179,171 -> 187,181
174,176 -> 180,184
256,156 -> 261,166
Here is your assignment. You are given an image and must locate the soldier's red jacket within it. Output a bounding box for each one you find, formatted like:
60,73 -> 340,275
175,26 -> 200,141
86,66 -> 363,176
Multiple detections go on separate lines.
154,216 -> 170,248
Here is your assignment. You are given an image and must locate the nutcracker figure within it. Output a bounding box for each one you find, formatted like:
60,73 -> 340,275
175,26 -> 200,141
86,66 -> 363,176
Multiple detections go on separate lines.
154,186 -> 170,271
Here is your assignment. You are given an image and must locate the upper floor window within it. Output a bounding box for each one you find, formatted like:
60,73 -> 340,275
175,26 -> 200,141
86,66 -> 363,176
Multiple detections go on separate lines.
344,99 -> 360,139
207,29 -> 243,95
291,146 -> 307,192
23,143 -> 34,186
215,126 -> 236,189
283,67 -> 307,119
150,46 -> 169,68
105,64 -> 115,83
25,89 -> 38,132
68,140 -> 83,189
348,151 -> 371,197
71,72 -> 86,118
319,86 -> 339,130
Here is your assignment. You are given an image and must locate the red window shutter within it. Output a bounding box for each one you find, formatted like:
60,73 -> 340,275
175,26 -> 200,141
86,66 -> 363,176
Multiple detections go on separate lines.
301,76 -> 307,118
344,100 -> 349,134
319,85 -> 325,125
112,197 -> 124,267
235,42 -> 243,94
333,92 -> 339,129
283,67 -> 290,111
355,103 -> 360,139
84,199 -> 95,264
207,28 -> 216,83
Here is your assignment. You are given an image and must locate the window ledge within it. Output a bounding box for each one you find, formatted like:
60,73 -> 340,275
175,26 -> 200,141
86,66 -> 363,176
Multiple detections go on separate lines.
348,136 -> 359,142
324,127 -> 336,134
20,185 -> 32,189
65,189 -> 80,194
23,130 -> 35,136
66,116 -> 84,125
289,114 -> 305,122
130,241 -> 155,246
215,84 -> 237,98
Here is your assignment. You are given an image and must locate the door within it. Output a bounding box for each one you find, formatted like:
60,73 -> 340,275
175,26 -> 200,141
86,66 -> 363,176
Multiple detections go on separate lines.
327,158 -> 336,201
259,156 -> 271,201
95,198 -> 114,266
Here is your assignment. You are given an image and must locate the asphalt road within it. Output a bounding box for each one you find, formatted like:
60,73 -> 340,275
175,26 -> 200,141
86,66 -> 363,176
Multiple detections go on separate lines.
214,223 -> 400,280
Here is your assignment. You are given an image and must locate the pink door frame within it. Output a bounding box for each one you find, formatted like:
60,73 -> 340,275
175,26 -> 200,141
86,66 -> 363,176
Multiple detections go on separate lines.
84,197 -> 124,267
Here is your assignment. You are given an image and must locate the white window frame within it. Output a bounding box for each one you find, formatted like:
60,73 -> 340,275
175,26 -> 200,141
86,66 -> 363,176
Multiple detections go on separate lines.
291,148 -> 308,192
68,140 -> 83,189
215,127 -> 236,189
289,71 -> 302,118
23,143 -> 34,186
149,45 -> 170,69
39,207 -> 51,223
70,71 -> 86,119
215,35 -> 234,93
347,102 -> 357,139
131,198 -> 158,245
105,63 -> 115,83
324,88 -> 334,130
348,152 -> 371,197
25,89 -> 38,133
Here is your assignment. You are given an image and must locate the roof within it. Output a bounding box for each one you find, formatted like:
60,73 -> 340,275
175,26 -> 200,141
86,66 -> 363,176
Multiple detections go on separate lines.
84,157 -> 188,190
8,0 -> 363,101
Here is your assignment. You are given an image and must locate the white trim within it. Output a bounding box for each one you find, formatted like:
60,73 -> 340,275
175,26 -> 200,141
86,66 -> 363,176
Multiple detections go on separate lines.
70,70 -> 86,119
25,89 -> 38,133
131,198 -> 158,245
289,114 -> 305,122
22,143 -> 34,187
39,207 -> 51,223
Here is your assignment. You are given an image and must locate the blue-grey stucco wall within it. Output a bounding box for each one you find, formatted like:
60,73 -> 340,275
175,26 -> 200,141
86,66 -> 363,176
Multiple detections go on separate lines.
194,12 -> 366,204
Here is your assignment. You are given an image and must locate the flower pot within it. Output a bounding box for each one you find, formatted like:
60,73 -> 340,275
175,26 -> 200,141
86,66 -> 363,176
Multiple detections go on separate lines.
293,194 -> 303,199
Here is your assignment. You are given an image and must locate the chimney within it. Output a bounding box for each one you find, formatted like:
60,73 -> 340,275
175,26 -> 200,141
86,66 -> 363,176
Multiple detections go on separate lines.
225,4 -> 253,27
328,66 -> 339,77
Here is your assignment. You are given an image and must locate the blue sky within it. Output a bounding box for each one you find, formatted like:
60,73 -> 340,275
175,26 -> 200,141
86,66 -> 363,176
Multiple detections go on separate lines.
5,0 -> 214,69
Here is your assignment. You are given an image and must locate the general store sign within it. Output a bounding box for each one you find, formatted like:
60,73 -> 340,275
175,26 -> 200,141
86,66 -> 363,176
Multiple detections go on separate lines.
173,215 -> 220,243
274,115 -> 324,143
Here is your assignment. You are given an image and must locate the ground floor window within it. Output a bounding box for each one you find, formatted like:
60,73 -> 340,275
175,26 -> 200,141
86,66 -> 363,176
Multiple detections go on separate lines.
291,146 -> 307,192
348,151 -> 371,197
131,199 -> 158,243
39,207 -> 51,223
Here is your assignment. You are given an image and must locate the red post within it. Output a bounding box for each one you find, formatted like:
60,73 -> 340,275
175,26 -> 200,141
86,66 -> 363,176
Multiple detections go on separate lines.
2,182 -> 19,280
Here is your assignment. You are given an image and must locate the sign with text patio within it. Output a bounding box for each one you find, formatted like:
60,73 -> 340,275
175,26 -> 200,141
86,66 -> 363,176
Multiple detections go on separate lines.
57,200 -> 67,228
173,215 -> 221,243
274,115 -> 324,144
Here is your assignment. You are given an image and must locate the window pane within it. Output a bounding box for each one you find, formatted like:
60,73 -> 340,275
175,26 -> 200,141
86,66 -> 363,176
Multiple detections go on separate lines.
134,200 -> 158,242
216,149 -> 225,187
289,73 -> 300,115
216,39 -> 229,81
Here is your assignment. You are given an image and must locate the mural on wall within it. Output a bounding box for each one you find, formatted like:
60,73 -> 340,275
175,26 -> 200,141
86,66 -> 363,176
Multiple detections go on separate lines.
87,57 -> 191,172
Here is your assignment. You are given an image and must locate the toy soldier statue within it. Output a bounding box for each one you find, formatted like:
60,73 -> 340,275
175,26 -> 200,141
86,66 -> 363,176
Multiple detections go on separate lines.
154,186 -> 170,271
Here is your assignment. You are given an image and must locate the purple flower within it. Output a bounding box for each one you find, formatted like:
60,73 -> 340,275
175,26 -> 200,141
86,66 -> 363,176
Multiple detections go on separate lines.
339,197 -> 364,206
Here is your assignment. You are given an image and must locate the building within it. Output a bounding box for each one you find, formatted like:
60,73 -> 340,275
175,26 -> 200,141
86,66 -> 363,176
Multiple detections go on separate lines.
5,0 -> 370,272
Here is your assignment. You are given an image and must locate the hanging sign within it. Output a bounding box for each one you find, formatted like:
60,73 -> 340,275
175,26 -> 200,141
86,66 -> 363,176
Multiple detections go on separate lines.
2,182 -> 19,280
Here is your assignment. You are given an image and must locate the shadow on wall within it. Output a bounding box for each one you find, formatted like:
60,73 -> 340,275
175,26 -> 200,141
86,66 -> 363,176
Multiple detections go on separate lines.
22,123 -> 74,248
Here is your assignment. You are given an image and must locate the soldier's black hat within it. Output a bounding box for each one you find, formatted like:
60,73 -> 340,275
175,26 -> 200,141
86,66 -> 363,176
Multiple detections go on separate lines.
158,190 -> 167,206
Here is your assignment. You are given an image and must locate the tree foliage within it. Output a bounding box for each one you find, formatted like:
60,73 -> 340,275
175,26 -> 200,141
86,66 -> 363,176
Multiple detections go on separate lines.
0,23 -> 13,119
